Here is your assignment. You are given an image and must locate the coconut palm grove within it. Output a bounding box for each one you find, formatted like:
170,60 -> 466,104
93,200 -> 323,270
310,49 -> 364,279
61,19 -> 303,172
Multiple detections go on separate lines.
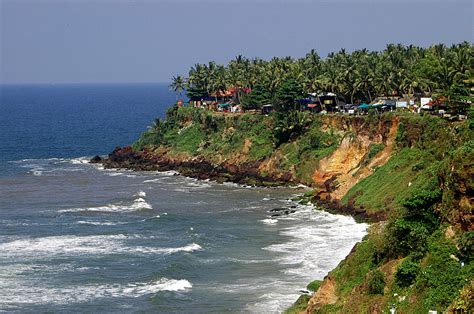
170,42 -> 473,113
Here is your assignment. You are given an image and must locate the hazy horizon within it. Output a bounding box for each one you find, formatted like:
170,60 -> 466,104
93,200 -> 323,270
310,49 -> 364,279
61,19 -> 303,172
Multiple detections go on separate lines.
1,0 -> 472,84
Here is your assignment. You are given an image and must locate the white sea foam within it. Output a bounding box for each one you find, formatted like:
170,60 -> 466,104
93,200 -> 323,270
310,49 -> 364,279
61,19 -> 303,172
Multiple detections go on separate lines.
143,178 -> 161,183
261,218 -> 278,225
59,195 -> 152,213
0,278 -> 192,305
263,208 -> 367,278
75,220 -> 125,226
69,157 -> 91,165
186,181 -> 212,189
0,234 -> 202,259
158,170 -> 179,176
244,199 -> 366,311
29,167 -> 45,176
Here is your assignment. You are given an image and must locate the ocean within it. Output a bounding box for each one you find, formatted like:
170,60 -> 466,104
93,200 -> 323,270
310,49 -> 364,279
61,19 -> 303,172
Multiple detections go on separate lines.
0,84 -> 367,313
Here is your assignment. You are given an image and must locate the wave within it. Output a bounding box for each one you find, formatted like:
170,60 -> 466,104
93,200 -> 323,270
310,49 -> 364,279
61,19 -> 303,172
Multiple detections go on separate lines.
154,243 -> 202,254
59,195 -> 152,213
75,220 -> 126,226
105,171 -> 137,178
261,218 -> 278,225
68,156 -> 91,165
135,191 -> 146,197
143,178 -> 161,183
0,234 -> 202,258
0,277 -> 192,305
263,210 -> 367,278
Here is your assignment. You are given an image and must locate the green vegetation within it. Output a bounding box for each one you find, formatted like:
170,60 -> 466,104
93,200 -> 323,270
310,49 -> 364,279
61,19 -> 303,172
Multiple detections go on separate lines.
182,42 -> 472,111
307,280 -> 322,292
305,113 -> 472,313
367,270 -> 386,295
342,148 -> 435,212
395,259 -> 420,287
285,294 -> 311,314
367,143 -> 384,160
133,106 -> 344,185
129,93 -> 472,313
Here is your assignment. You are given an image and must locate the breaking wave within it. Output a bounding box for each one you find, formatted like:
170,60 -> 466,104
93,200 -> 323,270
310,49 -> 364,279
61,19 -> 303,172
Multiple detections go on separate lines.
59,194 -> 152,213
0,277 -> 192,305
0,234 -> 202,259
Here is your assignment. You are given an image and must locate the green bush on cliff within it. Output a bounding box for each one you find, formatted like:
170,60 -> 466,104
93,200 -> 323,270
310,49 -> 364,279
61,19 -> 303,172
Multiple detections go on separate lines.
332,239 -> 376,295
273,111 -> 312,147
387,219 -> 431,257
367,270 -> 385,294
458,231 -> 474,263
172,124 -> 204,154
383,180 -> 441,259
415,229 -> 473,310
284,294 -> 311,314
307,279 -> 322,292
395,259 -> 420,287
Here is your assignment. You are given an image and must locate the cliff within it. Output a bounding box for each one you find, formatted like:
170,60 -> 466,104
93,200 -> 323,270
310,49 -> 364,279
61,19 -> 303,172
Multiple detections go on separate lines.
97,106 -> 473,313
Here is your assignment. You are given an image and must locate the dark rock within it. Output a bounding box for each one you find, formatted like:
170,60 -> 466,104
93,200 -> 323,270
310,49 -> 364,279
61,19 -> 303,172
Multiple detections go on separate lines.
269,207 -> 287,212
90,155 -> 103,163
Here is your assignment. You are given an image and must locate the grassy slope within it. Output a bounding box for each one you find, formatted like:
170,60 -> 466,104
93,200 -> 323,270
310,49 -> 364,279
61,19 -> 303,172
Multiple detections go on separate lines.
306,116 -> 474,313
134,107 -> 340,184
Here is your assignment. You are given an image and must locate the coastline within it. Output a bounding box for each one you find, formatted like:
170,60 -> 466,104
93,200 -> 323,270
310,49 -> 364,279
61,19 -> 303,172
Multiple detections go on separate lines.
92,146 -> 384,223
90,109 -> 473,312
91,147 -> 375,312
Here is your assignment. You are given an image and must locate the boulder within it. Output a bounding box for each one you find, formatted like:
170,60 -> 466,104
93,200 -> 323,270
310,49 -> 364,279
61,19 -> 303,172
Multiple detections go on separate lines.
90,155 -> 103,163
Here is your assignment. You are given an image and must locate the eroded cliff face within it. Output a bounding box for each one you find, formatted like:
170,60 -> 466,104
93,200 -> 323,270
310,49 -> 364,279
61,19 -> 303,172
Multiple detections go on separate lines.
99,114 -> 399,219
299,119 -> 473,313
312,117 -> 398,201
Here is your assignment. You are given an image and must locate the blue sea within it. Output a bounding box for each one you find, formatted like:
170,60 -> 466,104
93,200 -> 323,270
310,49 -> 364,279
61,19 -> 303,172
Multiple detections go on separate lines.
0,84 -> 366,313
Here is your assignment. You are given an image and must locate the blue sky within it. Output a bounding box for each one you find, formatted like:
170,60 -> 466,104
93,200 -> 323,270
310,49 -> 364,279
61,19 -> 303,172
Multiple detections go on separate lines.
1,0 -> 472,84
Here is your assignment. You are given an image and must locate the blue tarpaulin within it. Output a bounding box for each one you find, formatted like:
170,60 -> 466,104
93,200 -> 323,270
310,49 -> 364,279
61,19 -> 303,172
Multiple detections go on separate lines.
358,103 -> 371,109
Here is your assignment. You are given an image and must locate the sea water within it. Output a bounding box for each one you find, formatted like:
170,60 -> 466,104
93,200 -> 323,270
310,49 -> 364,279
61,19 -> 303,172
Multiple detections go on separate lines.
0,84 -> 366,313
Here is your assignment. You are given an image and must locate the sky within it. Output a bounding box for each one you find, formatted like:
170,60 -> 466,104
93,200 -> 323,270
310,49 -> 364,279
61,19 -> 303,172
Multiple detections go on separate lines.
1,0 -> 472,84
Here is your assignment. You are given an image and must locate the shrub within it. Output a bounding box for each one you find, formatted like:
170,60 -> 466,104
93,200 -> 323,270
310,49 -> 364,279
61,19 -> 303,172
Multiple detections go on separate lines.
367,143 -> 385,160
284,294 -> 311,314
411,161 -> 426,171
306,280 -> 322,292
395,259 -> 420,287
417,230 -> 472,310
395,122 -> 408,147
367,270 -> 385,294
458,231 -> 474,263
386,218 -> 430,257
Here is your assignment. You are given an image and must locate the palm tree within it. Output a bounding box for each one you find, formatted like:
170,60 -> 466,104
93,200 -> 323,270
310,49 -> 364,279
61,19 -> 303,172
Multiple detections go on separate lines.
177,42 -> 472,109
169,75 -> 186,101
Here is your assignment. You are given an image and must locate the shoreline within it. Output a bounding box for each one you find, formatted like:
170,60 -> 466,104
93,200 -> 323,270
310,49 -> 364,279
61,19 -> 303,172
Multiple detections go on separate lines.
92,146 -> 385,223
91,147 -> 377,311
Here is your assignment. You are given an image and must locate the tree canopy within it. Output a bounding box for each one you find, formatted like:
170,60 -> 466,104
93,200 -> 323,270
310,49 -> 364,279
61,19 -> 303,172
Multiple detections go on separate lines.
175,42 -> 473,109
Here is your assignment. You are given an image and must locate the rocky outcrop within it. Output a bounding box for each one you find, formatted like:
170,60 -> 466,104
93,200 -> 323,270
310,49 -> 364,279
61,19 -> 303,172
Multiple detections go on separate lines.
312,197 -> 388,222
98,146 -> 294,187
